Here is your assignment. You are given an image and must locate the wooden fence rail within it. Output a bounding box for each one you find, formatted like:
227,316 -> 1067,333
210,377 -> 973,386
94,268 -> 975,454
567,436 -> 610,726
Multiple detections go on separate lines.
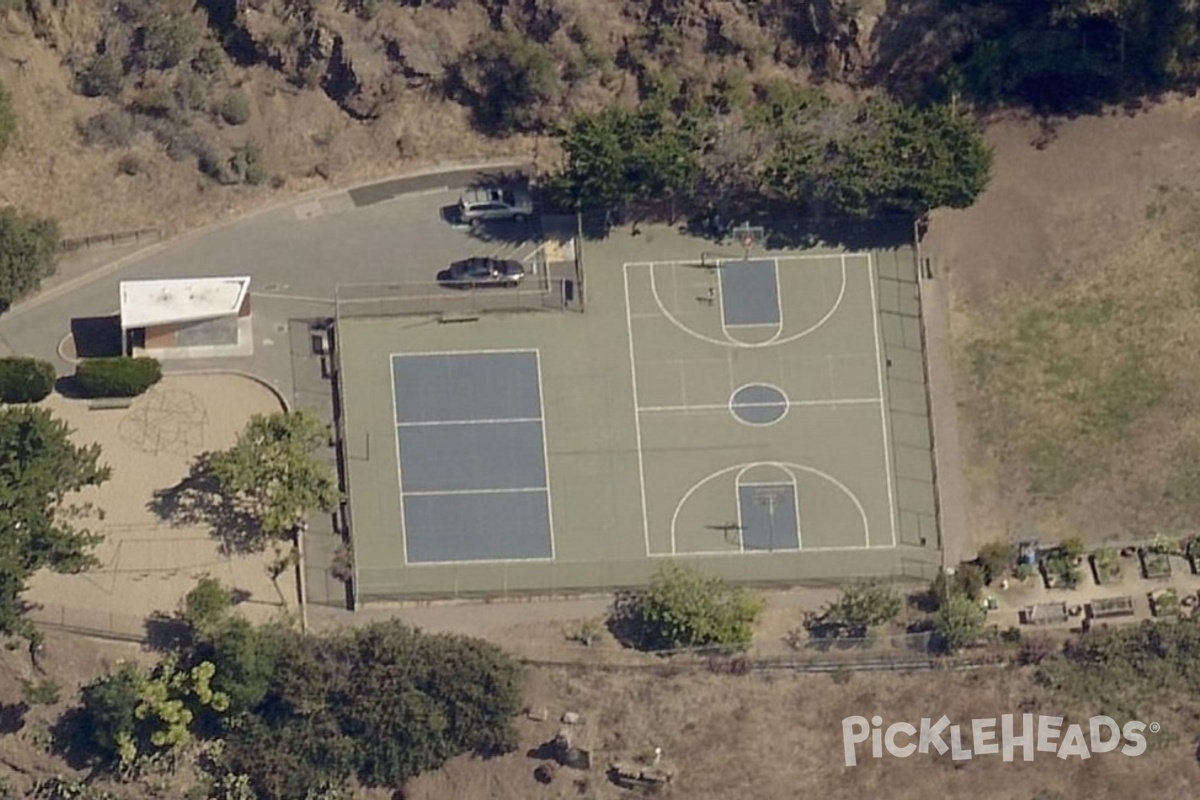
58,227 -> 164,253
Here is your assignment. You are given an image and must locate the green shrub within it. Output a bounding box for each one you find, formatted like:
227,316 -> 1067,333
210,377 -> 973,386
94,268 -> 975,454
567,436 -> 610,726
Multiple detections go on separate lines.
976,540 -> 1016,584
77,52 -> 126,98
21,676 -> 61,705
73,357 -> 161,398
0,357 -> 55,403
1059,536 -> 1086,559
0,79 -> 15,158
0,208 -> 59,309
219,92 -> 251,126
183,576 -> 233,634
459,31 -> 558,133
611,565 -> 764,651
139,14 -> 200,70
230,142 -> 265,185
192,42 -> 225,75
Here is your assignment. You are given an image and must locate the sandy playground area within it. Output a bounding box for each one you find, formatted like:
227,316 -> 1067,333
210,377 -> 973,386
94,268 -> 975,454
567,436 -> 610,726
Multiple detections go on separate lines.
24,373 -> 295,638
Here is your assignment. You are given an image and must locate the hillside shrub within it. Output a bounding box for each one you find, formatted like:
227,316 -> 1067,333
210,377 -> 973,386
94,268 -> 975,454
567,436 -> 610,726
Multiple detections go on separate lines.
0,208 -> 59,309
139,13 -> 200,70
458,31 -> 557,133
77,52 -> 126,99
219,92 -> 251,125
73,357 -> 162,398
0,357 -> 56,403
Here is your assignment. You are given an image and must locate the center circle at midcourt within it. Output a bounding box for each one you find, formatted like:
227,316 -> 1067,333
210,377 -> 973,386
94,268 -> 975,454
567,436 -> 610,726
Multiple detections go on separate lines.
729,383 -> 789,425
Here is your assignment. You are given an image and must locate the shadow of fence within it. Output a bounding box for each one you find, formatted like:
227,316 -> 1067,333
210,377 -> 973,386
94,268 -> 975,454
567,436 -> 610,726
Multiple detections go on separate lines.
59,228 -> 164,254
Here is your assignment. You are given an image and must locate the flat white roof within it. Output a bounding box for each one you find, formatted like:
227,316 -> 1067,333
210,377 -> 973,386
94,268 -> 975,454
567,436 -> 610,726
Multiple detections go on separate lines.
119,277 -> 251,329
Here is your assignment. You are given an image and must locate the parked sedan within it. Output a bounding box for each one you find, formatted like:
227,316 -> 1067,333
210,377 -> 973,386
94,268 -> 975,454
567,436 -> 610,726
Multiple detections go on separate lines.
439,257 -> 527,288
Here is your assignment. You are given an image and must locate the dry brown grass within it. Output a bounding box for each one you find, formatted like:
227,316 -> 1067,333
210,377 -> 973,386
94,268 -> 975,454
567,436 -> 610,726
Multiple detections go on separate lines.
930,99 -> 1200,549
398,664 -> 1199,800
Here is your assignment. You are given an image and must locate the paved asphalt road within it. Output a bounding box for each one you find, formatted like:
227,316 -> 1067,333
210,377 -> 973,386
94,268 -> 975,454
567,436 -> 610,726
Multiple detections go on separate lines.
0,162 -> 539,370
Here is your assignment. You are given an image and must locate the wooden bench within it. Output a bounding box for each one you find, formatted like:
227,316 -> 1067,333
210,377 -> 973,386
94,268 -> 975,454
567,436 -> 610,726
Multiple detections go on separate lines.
88,398 -> 134,411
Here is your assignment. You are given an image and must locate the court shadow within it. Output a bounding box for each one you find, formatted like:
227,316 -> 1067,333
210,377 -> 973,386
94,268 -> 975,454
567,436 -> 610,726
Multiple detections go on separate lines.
148,452 -> 266,555
70,314 -> 124,358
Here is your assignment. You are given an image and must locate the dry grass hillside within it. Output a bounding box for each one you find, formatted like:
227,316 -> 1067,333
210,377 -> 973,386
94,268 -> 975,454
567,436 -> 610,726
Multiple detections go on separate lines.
929,99 -> 1200,549
0,0 -> 883,236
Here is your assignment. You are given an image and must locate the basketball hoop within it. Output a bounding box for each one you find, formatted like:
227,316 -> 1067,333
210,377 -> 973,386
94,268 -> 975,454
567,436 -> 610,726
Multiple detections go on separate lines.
730,223 -> 765,260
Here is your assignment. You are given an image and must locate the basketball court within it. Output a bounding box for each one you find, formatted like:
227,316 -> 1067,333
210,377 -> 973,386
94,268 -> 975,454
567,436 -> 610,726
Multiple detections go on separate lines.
624,250 -> 895,558
335,225 -> 939,601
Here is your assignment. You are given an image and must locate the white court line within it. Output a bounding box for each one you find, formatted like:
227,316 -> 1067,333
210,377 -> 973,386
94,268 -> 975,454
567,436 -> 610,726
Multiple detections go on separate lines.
639,258 -> 848,349
389,347 -> 540,359
534,350 -> 557,561
624,253 -> 854,268
728,381 -> 791,428
638,398 -> 880,413
868,252 -> 900,549
398,416 -> 543,428
668,461 -> 870,557
390,356 -> 412,566
623,265 -> 652,557
408,555 -> 556,567
647,544 -> 882,557
724,322 -> 781,329
403,486 -> 549,498
773,258 -> 784,330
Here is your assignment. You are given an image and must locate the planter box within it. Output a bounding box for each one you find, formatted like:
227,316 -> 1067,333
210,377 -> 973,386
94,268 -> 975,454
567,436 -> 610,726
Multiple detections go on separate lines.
1139,550 -> 1173,580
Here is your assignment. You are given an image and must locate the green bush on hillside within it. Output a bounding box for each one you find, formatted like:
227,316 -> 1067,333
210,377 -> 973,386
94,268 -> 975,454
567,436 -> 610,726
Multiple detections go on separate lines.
0,207 -> 59,309
0,357 -> 56,403
73,357 -> 162,398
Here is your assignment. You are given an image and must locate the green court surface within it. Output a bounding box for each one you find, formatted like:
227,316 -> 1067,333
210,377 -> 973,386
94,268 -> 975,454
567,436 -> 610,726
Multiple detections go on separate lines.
336,227 -> 941,601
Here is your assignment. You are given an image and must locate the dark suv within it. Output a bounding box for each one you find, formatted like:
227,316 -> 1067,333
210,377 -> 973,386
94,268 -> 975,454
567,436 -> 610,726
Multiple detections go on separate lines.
440,257 -> 527,288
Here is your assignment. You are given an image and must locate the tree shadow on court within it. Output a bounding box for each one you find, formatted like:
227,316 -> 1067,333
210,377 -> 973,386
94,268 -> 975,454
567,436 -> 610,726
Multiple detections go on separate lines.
147,452 -> 266,556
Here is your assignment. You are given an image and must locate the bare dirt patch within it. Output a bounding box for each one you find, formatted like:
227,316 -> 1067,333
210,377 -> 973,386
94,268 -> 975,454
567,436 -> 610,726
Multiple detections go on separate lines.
24,373 -> 294,640
926,98 -> 1200,550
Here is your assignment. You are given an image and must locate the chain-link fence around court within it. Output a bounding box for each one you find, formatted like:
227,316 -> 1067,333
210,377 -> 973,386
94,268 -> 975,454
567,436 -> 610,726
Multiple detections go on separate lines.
335,277 -> 581,319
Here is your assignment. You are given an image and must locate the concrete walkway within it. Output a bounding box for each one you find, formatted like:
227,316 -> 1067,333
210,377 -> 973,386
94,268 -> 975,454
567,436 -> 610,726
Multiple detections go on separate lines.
918,269 -> 971,569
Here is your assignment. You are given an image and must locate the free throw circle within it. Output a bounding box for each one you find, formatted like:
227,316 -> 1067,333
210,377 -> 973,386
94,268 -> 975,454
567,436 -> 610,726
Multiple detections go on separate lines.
730,383 -> 789,426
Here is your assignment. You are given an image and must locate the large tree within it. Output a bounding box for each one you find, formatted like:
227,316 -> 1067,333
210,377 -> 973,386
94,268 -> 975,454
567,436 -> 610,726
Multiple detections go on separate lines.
207,620 -> 521,799
547,101 -> 703,212
204,410 -> 338,550
0,406 -> 110,639
764,98 -> 993,217
0,207 -> 60,310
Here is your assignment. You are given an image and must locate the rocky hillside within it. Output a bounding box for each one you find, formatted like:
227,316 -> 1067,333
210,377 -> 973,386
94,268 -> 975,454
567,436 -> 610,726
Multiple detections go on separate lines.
0,0 -> 881,235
